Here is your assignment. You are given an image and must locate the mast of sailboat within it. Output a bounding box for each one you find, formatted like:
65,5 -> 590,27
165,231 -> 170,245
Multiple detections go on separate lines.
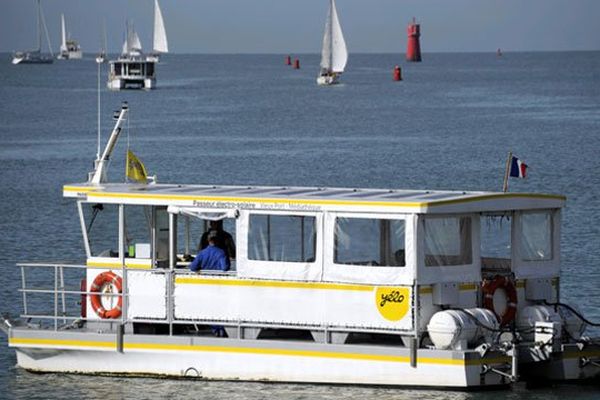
39,0 -> 53,57
329,0 -> 333,72
36,0 -> 41,52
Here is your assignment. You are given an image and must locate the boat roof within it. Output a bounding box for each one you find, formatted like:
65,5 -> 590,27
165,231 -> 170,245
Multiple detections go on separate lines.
63,182 -> 565,214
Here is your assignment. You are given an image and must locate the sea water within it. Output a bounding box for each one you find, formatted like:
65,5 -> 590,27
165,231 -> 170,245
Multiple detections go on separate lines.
0,52 -> 599,398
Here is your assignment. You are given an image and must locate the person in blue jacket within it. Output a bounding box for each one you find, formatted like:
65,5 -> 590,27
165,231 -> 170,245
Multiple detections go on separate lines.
189,230 -> 230,272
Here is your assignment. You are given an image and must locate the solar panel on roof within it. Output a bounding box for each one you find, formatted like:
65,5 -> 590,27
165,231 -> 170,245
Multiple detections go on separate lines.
421,192 -> 465,200
348,191 -> 393,198
382,192 -> 429,200
239,188 -> 281,195
204,187 -> 248,194
133,185 -> 179,192
274,188 -> 321,196
308,189 -> 354,197
171,186 -> 217,193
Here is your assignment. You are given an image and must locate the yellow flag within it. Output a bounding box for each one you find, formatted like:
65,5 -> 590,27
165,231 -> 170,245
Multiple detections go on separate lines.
126,150 -> 147,183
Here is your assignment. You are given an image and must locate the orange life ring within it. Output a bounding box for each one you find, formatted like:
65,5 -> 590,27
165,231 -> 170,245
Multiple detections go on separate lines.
482,275 -> 517,326
90,271 -> 123,319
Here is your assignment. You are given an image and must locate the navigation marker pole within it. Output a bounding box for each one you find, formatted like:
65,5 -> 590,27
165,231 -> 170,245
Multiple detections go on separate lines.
503,151 -> 512,193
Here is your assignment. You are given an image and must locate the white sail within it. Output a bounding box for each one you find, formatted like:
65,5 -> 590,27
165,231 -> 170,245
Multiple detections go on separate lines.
60,14 -> 67,52
153,0 -> 168,53
122,22 -> 142,56
320,0 -> 347,73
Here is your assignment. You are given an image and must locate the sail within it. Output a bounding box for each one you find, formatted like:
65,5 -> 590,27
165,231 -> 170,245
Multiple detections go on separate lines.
320,0 -> 347,73
153,0 -> 168,53
123,22 -> 142,56
60,14 -> 67,52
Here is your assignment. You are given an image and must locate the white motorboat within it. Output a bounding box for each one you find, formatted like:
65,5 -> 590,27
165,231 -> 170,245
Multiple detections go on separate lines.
57,14 -> 82,60
108,21 -> 156,90
317,0 -> 347,85
12,0 -> 54,65
2,103 -> 600,388
146,0 -> 169,62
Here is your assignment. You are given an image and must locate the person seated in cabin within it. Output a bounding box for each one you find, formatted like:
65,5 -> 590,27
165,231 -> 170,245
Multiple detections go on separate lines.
198,220 -> 236,260
189,231 -> 230,272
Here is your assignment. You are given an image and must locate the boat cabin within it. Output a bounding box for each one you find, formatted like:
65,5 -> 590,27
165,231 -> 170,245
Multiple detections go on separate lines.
108,58 -> 156,90
63,182 -> 564,341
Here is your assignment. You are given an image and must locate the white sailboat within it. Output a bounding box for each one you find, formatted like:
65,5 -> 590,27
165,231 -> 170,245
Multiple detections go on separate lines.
317,0 -> 348,85
12,0 -> 54,65
147,0 -> 168,62
57,13 -> 82,60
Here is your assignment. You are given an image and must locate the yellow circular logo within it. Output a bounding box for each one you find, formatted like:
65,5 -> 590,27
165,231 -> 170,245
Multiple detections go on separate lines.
375,287 -> 410,321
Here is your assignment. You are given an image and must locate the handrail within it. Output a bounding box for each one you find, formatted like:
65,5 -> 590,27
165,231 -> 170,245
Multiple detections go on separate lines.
16,262 -> 418,338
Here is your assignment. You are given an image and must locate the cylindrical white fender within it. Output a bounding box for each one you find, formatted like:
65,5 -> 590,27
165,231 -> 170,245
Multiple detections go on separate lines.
427,308 -> 499,350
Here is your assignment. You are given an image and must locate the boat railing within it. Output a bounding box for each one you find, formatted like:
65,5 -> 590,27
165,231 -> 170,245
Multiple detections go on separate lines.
16,262 -> 415,341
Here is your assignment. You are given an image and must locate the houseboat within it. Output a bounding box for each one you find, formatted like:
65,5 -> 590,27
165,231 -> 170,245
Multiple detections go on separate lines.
2,103 -> 599,388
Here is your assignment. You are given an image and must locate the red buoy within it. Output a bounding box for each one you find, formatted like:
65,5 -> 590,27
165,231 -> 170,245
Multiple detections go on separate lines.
293,59 -> 300,69
285,55 -> 292,65
406,17 -> 422,62
393,65 -> 402,81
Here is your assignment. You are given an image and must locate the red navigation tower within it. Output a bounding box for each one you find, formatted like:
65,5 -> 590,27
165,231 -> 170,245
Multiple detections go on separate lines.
406,17 -> 422,62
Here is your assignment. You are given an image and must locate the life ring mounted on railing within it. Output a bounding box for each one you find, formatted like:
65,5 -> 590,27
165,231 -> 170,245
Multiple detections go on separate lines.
481,275 -> 518,326
90,271 -> 123,319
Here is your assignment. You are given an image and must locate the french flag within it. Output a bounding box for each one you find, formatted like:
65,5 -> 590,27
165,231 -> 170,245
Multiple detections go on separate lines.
509,156 -> 528,178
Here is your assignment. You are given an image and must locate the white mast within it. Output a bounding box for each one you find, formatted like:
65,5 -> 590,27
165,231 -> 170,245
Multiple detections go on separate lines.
153,0 -> 168,53
39,0 -> 53,57
90,103 -> 129,185
60,14 -> 67,53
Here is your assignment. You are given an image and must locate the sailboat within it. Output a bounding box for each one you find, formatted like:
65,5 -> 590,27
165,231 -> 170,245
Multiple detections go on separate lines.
317,0 -> 347,85
57,14 -> 82,59
147,0 -> 169,62
12,0 -> 53,65
107,20 -> 156,90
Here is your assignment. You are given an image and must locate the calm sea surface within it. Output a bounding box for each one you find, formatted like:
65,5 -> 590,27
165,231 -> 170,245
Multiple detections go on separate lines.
0,52 -> 599,398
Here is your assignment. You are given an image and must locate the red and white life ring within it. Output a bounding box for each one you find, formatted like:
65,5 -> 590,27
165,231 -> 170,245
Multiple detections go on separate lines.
482,275 -> 518,326
90,271 -> 123,319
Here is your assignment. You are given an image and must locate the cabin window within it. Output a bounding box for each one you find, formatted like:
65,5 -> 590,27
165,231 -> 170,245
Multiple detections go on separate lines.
84,204 -> 119,257
124,206 -> 152,258
176,214 -> 237,267
147,62 -> 154,76
248,215 -> 316,262
334,218 -> 405,267
424,216 -> 472,266
520,212 -> 553,261
114,63 -> 121,75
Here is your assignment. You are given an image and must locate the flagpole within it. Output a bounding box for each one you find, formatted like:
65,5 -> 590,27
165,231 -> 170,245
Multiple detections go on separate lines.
503,151 -> 512,193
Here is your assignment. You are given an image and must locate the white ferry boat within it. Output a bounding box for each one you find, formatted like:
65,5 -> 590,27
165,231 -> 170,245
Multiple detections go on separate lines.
2,103 -> 600,388
108,22 -> 155,90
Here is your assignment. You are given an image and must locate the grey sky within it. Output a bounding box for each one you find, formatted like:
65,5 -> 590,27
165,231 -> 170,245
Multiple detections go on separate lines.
1,0 -> 599,54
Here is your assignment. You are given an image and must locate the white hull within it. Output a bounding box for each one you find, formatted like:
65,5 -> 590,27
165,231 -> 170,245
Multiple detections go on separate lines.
108,77 -> 155,90
317,74 -> 340,86
12,56 -> 23,65
11,331 -> 508,388
57,50 -> 83,60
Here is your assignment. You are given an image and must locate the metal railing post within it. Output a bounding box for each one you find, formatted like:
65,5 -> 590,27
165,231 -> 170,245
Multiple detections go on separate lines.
54,265 -> 58,331
59,265 -> 66,324
21,265 -> 28,316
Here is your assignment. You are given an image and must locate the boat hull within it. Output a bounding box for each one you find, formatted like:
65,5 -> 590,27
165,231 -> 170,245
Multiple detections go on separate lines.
57,50 -> 83,60
107,77 -> 155,90
9,328 -> 509,388
317,74 -> 341,86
